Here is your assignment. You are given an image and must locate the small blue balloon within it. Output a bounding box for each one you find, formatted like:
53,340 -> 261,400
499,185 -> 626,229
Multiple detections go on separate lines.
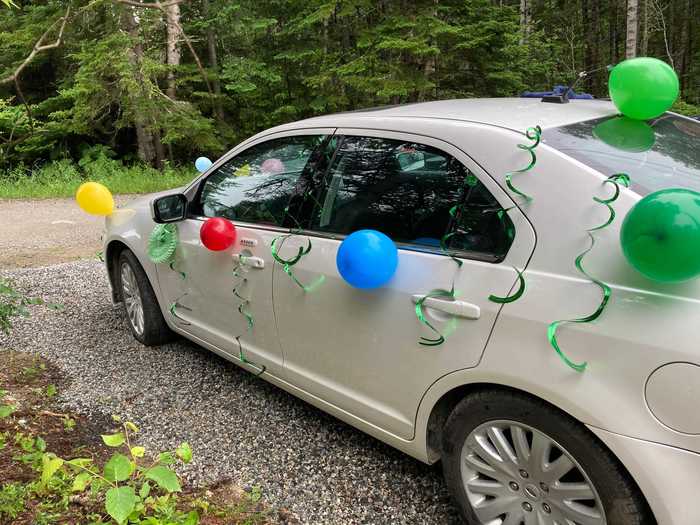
336,230 -> 398,289
195,156 -> 213,173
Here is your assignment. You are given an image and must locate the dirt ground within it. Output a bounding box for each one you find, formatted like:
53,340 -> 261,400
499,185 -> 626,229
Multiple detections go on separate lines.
0,196 -> 132,269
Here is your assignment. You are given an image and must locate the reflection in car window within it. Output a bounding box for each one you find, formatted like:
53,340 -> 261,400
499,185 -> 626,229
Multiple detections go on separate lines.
197,135 -> 326,225
309,136 -> 514,260
543,114 -> 700,195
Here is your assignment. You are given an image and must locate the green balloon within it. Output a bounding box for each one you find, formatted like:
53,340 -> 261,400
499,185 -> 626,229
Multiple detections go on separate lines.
609,57 -> 679,120
593,116 -> 656,152
621,189 -> 700,282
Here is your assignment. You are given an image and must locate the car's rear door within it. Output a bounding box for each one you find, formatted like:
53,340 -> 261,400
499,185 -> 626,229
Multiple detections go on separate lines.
156,129 -> 335,377
272,129 -> 536,439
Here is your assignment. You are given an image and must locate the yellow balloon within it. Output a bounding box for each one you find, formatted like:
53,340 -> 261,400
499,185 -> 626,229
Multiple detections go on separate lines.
76,182 -> 114,216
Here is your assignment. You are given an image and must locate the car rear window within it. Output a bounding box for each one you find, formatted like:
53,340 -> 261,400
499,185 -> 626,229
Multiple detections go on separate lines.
543,114 -> 700,195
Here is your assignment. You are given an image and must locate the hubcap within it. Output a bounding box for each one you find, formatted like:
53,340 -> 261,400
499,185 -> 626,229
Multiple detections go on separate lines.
460,420 -> 606,525
121,262 -> 144,336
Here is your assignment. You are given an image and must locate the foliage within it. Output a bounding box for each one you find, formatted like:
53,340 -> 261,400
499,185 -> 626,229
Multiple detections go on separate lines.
0,148 -> 197,198
0,277 -> 43,334
0,0 -> 696,175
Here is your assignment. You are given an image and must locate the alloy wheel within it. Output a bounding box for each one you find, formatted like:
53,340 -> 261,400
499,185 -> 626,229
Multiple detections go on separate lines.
121,262 -> 145,336
460,419 -> 606,525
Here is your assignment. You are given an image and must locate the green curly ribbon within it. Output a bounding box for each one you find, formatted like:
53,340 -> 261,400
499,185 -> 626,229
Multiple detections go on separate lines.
95,250 -> 104,262
235,336 -> 266,377
505,126 -> 541,201
547,173 -> 630,372
416,286 -> 456,346
418,166 -> 493,346
169,293 -> 191,325
271,235 -> 325,292
489,267 -> 526,304
147,223 -> 178,264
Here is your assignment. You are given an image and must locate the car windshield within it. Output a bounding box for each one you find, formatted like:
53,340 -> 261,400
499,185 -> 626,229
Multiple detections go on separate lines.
543,113 -> 700,195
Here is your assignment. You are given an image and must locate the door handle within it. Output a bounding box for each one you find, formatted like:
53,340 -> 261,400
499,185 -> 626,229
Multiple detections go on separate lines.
411,294 -> 480,319
232,254 -> 265,269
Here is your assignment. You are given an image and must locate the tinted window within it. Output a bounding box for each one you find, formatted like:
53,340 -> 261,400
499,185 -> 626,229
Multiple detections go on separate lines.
544,114 -> 700,195
196,135 -> 326,225
308,136 -> 514,260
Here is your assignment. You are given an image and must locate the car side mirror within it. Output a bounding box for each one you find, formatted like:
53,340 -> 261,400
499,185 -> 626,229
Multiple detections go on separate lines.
152,194 -> 188,223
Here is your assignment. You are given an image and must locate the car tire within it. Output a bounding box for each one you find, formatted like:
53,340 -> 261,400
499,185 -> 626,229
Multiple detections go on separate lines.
116,249 -> 176,346
441,389 -> 654,525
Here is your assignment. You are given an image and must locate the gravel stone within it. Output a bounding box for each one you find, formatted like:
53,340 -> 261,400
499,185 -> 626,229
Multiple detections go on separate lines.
0,260 -> 461,524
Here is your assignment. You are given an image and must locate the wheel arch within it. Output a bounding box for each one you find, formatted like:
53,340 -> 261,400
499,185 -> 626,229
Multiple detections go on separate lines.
420,379 -> 656,522
105,239 -> 131,303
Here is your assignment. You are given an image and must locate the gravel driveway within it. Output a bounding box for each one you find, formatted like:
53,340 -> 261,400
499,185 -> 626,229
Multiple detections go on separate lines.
1,260 -> 461,524
0,196 -> 131,269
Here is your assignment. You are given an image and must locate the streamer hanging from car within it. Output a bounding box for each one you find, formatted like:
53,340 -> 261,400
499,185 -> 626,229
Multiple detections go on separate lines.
271,234 -> 325,292
269,193 -> 326,292
505,126 -> 541,201
547,173 -> 630,372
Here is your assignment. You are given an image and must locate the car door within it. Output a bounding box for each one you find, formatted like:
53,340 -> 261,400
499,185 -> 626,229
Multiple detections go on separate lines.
156,130 -> 335,377
272,129 -> 536,439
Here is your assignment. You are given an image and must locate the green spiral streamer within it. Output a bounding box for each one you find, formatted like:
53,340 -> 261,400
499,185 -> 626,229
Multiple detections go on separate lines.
271,235 -> 325,292
489,267 -> 526,304
235,336 -> 265,377
505,126 -> 541,201
415,286 -> 456,347
169,292 -> 191,325
547,173 -> 630,372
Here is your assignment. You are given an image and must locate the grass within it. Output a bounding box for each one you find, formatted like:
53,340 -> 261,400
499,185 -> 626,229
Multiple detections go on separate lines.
0,154 -> 197,199
0,351 -> 278,524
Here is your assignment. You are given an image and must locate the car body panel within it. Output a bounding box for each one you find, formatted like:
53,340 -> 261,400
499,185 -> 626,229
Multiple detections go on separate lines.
589,425 -> 700,525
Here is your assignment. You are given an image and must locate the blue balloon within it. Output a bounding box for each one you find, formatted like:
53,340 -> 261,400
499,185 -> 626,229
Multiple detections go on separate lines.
336,230 -> 398,289
195,156 -> 213,173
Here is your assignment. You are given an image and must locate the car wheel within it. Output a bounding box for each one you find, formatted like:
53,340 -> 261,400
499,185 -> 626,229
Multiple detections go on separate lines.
117,249 -> 175,346
441,389 -> 654,525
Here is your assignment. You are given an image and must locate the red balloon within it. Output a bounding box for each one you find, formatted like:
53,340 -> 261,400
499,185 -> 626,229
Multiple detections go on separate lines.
200,217 -> 237,251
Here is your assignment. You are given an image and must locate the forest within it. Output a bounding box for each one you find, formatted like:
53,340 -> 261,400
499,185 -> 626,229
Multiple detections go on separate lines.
0,0 -> 697,179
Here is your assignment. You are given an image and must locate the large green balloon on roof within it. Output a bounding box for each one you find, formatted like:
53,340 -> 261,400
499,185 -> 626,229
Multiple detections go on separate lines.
621,189 -> 700,282
608,58 -> 679,120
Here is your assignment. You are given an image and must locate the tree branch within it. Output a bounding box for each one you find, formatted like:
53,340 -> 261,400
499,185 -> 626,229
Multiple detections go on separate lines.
0,6 -> 71,85
113,0 -> 214,97
114,0 -> 185,10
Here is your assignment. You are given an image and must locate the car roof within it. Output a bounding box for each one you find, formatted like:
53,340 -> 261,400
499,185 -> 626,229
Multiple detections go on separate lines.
290,97 -> 619,133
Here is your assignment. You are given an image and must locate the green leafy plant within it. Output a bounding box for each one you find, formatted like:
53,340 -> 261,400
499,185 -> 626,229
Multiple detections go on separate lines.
40,419 -> 198,524
0,278 -> 43,334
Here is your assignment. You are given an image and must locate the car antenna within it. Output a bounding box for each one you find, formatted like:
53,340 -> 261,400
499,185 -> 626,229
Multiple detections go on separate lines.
542,64 -> 613,104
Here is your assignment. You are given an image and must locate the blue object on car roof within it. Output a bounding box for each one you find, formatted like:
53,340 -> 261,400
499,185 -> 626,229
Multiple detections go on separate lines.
521,85 -> 594,100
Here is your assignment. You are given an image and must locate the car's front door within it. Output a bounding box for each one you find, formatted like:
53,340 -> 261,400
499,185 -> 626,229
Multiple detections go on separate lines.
156,130 -> 335,377
272,130 -> 536,439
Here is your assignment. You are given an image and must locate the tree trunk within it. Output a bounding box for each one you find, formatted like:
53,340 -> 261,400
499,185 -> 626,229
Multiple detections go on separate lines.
121,6 -> 157,166
640,0 -> 648,55
165,1 -> 181,100
625,0 -> 639,58
202,0 -> 224,121
519,0 -> 530,45
590,0 -> 601,93
420,0 -> 438,101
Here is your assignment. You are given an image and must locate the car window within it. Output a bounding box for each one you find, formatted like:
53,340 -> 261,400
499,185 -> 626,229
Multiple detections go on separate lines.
544,114 -> 700,196
196,135 -> 327,226
308,135 -> 514,260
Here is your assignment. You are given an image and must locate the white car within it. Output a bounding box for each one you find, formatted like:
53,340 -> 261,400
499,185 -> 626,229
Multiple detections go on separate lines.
104,98 -> 700,525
